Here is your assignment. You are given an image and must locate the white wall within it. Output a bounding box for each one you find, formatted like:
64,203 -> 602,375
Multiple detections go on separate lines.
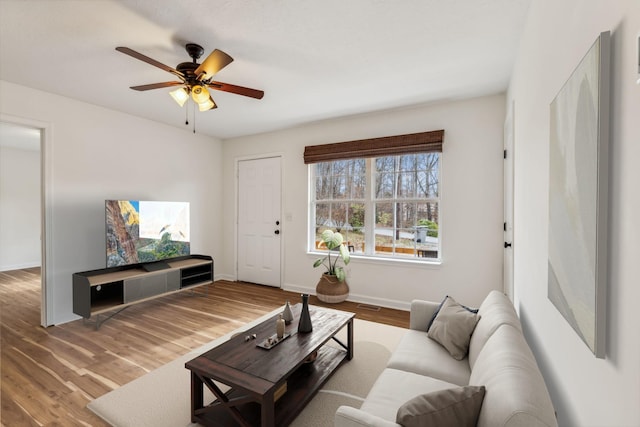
508,0 -> 640,425
0,80 -> 224,325
222,95 -> 506,309
0,145 -> 41,270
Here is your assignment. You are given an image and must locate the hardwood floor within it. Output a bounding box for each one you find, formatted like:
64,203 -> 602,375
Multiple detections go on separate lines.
0,268 -> 409,426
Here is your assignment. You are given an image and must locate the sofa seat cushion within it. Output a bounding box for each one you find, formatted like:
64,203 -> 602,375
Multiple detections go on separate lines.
387,330 -> 471,386
469,325 -> 558,427
361,368 -> 459,423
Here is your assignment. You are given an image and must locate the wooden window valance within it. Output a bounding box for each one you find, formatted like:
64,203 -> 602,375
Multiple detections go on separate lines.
303,129 -> 444,164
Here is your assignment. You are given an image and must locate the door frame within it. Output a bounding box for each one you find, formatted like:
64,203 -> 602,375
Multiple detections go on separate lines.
1,113 -> 54,327
234,153 -> 284,287
503,101 -> 515,302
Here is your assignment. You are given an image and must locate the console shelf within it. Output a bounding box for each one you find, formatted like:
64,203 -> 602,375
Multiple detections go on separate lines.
73,255 -> 213,327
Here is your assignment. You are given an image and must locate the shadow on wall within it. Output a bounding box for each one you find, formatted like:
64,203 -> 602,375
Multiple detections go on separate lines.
518,304 -> 577,427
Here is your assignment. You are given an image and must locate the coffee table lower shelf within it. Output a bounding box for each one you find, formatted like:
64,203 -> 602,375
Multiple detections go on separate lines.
192,345 -> 347,427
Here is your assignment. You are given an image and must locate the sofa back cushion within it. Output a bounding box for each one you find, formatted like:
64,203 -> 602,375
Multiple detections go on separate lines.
468,290 -> 522,369
469,325 -> 557,427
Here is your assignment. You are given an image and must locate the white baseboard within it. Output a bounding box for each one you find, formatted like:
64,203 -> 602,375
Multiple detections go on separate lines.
281,282 -> 315,295
214,273 -> 236,282
283,282 -> 410,312
211,277 -> 411,312
0,262 -> 40,272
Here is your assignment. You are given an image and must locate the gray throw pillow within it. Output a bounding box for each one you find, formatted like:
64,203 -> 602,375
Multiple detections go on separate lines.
396,385 -> 486,427
427,296 -> 480,360
427,295 -> 479,331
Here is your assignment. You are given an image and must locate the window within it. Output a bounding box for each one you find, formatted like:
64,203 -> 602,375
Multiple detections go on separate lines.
311,152 -> 440,260
306,130 -> 444,261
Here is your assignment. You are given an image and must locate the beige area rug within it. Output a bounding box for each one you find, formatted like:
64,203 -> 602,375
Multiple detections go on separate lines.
88,309 -> 406,427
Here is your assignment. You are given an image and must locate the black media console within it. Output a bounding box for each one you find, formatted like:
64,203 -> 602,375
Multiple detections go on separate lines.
72,254 -> 213,329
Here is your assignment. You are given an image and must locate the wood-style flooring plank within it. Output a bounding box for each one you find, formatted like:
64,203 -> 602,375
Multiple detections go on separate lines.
1,270 -> 409,426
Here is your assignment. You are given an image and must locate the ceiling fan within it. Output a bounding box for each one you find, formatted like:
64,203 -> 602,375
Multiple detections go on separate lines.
116,43 -> 264,112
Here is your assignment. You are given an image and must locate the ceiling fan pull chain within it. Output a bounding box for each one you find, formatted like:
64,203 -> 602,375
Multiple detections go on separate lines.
193,105 -> 196,134
185,102 -> 189,126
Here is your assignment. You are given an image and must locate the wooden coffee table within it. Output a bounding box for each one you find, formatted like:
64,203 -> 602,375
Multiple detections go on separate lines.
185,304 -> 355,427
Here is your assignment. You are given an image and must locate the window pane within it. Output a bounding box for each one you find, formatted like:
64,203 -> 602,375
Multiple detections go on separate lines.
375,157 -> 395,173
415,171 -> 428,198
374,202 -> 394,255
375,233 -> 393,255
342,227 -> 364,254
351,159 -> 366,175
351,173 -> 366,199
425,154 -> 439,197
375,172 -> 394,199
375,202 -> 394,228
397,173 -> 416,198
333,160 -> 349,175
399,154 -> 416,172
417,202 -> 439,255
347,227 -> 365,253
315,202 -> 331,227
331,202 -> 348,229
348,203 -> 366,229
417,201 -> 439,227
396,228 -> 417,257
332,175 -> 348,199
315,163 -> 332,200
398,202 -> 416,229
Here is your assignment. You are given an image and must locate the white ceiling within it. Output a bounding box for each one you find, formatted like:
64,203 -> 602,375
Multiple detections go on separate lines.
0,0 -> 530,140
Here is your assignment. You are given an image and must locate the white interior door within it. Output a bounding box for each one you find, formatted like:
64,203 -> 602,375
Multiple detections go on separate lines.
237,157 -> 282,287
503,102 -> 515,301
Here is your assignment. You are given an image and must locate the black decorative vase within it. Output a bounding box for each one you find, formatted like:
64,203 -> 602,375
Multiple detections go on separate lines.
298,294 -> 313,333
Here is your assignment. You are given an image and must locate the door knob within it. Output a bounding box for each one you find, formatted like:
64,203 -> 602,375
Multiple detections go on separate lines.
274,230 -> 280,235
504,242 -> 512,248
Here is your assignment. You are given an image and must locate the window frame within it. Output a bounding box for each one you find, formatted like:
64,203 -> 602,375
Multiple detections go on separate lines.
309,154 -> 442,263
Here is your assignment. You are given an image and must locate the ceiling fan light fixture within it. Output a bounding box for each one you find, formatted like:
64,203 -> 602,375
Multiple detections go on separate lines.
191,85 -> 209,104
198,97 -> 216,112
169,87 -> 190,107
116,44 -> 263,117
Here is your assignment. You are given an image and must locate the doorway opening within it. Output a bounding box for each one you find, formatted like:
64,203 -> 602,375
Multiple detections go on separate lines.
0,118 -> 50,326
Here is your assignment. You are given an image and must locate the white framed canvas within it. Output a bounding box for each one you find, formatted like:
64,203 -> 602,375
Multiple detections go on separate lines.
548,31 -> 610,358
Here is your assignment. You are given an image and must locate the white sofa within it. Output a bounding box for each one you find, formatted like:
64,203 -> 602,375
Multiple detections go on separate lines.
335,291 -> 558,427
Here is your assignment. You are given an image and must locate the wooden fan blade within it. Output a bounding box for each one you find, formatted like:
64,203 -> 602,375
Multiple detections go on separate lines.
207,81 -> 264,99
194,49 -> 233,79
116,47 -> 184,78
129,82 -> 185,91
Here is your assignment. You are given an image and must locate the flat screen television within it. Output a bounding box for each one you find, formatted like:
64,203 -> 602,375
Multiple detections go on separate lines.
105,200 -> 190,268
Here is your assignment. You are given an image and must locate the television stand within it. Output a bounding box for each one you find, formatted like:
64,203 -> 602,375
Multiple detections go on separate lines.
142,261 -> 171,272
72,255 -> 213,329
84,305 -> 130,330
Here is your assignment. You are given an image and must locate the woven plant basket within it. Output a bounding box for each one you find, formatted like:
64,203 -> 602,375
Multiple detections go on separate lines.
316,274 -> 349,303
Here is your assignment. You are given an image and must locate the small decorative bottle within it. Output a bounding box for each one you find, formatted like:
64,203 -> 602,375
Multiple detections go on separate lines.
276,314 -> 285,339
282,300 -> 294,325
298,294 -> 313,333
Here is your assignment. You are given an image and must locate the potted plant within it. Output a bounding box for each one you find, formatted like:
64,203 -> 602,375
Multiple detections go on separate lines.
313,229 -> 351,303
